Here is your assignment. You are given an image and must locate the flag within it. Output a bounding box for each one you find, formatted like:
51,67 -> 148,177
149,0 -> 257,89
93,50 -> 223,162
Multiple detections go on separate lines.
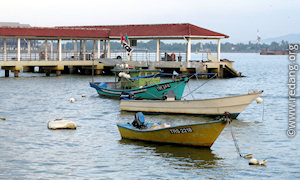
121,35 -> 127,45
125,34 -> 129,43
121,34 -> 132,56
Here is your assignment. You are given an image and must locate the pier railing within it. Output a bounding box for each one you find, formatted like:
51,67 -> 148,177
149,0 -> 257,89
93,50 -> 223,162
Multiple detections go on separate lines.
0,50 -> 188,62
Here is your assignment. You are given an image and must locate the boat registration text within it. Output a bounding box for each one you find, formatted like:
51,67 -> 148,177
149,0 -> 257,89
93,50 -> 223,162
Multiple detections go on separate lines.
169,127 -> 193,134
156,84 -> 171,91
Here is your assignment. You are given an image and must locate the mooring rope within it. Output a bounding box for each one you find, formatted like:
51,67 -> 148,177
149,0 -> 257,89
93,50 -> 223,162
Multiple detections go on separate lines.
262,98 -> 265,121
182,73 -> 217,98
230,124 -> 243,157
230,123 -> 253,159
186,83 -> 195,100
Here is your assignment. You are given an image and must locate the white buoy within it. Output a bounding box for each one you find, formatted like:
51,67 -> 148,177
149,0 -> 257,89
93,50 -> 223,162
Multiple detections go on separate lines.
249,158 -> 268,165
82,94 -> 86,97
243,154 -> 253,159
70,98 -> 75,103
249,158 -> 259,165
120,64 -> 124,69
125,64 -> 129,68
48,119 -> 77,130
260,160 -> 268,165
256,97 -> 263,104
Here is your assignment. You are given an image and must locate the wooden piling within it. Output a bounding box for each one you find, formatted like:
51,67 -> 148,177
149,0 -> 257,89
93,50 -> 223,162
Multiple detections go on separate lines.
5,70 -> 9,77
14,70 -> 19,77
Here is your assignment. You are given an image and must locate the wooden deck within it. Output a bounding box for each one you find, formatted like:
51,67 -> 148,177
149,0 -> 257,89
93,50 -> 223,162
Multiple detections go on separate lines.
0,58 -> 241,78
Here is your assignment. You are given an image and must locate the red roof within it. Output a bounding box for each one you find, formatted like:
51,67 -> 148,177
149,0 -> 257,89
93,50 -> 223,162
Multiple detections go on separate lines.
0,27 -> 109,38
0,23 -> 229,39
69,23 -> 229,39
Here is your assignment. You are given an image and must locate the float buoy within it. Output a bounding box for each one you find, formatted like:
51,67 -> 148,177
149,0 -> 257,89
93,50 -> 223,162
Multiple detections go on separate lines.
70,98 -> 75,103
82,94 -> 86,97
1,117 -> 6,120
256,97 -> 263,104
171,53 -> 176,61
249,158 -> 259,165
243,154 -> 253,159
249,158 -> 268,165
48,119 -> 77,130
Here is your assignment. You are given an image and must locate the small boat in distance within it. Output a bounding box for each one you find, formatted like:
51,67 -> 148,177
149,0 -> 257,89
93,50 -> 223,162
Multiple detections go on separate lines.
120,90 -> 263,118
117,112 -> 231,147
260,50 -> 289,55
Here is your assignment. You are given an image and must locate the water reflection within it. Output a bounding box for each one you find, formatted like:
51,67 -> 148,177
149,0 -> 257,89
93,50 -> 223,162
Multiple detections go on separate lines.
119,139 -> 222,169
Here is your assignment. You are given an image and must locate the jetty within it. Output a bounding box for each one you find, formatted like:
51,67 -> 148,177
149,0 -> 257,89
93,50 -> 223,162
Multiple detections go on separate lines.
0,23 -> 241,78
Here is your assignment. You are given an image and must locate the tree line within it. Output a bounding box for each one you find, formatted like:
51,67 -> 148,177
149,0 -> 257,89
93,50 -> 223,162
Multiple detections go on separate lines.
0,39 -> 290,53
64,40 -> 290,53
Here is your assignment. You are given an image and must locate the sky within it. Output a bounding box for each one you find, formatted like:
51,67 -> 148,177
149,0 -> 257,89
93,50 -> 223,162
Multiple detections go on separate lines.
1,0 -> 299,43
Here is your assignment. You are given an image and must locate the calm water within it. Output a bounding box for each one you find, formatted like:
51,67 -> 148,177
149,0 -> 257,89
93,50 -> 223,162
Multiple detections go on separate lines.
0,53 -> 299,179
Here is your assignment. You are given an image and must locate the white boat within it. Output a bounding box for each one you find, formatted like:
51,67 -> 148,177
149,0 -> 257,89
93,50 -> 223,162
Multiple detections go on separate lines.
120,90 -> 263,118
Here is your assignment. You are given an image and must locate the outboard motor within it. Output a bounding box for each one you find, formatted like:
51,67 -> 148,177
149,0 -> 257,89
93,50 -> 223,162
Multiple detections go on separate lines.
120,91 -> 136,100
132,112 -> 146,129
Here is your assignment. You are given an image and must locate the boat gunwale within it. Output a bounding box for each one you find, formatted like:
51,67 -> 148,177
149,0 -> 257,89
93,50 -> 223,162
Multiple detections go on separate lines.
117,120 -> 228,133
90,77 -> 188,92
120,90 -> 263,103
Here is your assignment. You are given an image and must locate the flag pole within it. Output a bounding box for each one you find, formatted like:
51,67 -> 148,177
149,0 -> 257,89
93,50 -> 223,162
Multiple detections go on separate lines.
92,53 -> 95,83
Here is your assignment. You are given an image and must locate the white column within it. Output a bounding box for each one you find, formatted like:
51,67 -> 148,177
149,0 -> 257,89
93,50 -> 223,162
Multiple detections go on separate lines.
93,40 -> 96,60
217,39 -> 221,62
83,40 -> 86,60
97,39 -> 101,59
74,40 -> 78,60
58,39 -> 62,61
79,40 -> 82,59
45,40 -> 48,61
107,39 -> 111,58
156,39 -> 160,62
17,38 -> 21,61
50,40 -> 54,60
3,38 -> 7,61
186,38 -> 191,62
103,40 -> 107,58
27,40 -> 31,60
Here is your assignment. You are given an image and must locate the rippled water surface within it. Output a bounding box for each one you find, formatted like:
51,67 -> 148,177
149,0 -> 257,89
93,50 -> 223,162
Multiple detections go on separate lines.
0,53 -> 299,179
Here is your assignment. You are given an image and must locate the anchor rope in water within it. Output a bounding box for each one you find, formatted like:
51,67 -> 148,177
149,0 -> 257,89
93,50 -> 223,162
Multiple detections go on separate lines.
230,124 -> 243,157
262,97 -> 265,121
229,122 -> 253,159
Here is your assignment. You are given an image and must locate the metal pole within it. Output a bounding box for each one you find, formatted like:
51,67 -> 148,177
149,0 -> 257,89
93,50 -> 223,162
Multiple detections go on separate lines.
97,39 -> 101,59
92,58 -> 94,83
217,39 -> 221,62
17,38 -> 21,61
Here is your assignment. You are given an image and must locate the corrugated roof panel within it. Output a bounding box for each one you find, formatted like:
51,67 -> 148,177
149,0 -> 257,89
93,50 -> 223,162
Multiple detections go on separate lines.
0,23 -> 229,39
